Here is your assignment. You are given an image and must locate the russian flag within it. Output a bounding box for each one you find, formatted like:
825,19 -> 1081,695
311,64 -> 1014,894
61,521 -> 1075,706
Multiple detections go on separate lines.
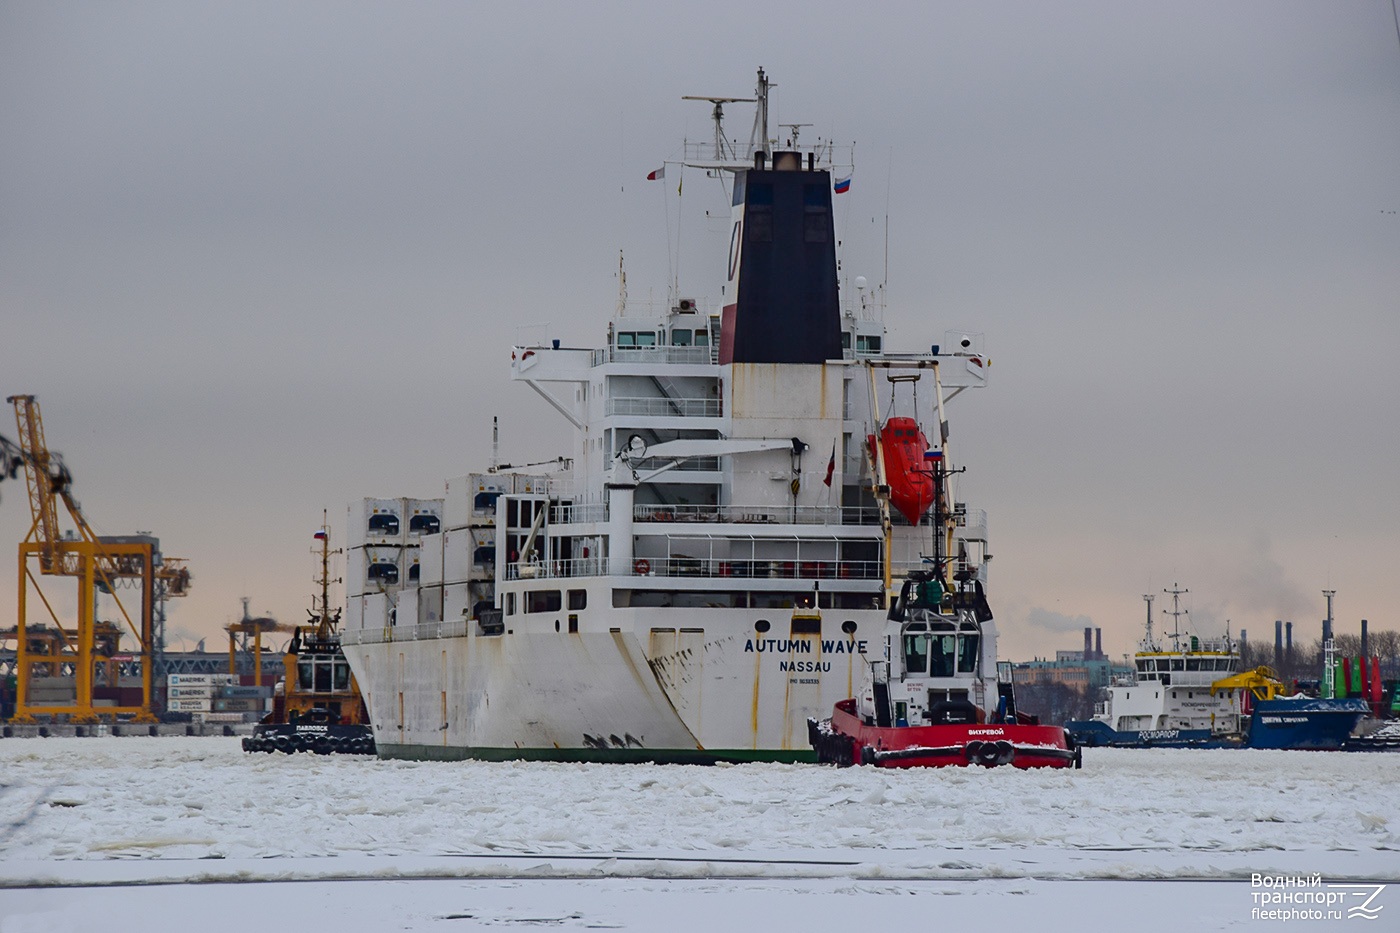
314,530 -> 327,540
923,448 -> 943,461
834,176 -> 851,194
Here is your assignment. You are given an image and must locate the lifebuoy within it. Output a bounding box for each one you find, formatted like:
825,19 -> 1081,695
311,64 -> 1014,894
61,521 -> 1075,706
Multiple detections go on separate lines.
634,558 -> 650,575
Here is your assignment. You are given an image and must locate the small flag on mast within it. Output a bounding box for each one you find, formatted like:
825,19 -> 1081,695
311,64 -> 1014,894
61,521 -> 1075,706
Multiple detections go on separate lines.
823,443 -> 837,487
314,530 -> 327,540
647,165 -> 665,181
834,175 -> 851,194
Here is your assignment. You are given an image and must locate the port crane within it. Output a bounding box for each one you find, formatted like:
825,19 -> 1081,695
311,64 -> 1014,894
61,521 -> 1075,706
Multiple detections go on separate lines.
224,597 -> 298,688
3,395 -> 191,723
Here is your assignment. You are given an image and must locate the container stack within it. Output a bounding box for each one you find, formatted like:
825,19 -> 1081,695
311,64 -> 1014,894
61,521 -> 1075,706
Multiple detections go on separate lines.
345,496 -> 444,631
165,673 -> 273,723
443,473 -> 523,626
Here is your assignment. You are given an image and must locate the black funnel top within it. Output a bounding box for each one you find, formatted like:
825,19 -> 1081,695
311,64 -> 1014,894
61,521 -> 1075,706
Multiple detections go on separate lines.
719,161 -> 842,365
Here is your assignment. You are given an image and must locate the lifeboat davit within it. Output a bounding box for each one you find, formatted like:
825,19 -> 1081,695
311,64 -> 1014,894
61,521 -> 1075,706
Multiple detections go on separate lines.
868,416 -> 936,525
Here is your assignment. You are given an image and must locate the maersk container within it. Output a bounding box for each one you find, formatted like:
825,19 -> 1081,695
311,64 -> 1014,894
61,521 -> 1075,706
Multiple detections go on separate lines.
405,498 -> 444,538
167,698 -> 212,712
219,685 -> 273,699
418,532 -> 445,587
167,673 -> 236,687
168,685 -> 212,698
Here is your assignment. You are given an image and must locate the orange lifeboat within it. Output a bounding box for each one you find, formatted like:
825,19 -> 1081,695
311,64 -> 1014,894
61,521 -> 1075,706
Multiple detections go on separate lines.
868,416 -> 937,525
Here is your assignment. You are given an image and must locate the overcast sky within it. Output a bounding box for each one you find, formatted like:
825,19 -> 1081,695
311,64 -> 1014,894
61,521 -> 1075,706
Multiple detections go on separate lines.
2,1 -> 1398,662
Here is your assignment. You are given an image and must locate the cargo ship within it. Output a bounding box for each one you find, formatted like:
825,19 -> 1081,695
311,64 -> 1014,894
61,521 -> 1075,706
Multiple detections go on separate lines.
339,70 -> 1001,762
1065,587 -> 1368,750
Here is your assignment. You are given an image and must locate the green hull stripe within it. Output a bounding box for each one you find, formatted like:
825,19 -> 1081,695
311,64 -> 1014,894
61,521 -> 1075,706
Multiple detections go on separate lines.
376,743 -> 816,765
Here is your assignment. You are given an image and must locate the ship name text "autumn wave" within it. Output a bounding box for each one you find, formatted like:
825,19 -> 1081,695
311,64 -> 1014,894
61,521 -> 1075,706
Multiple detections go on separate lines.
743,639 -> 869,654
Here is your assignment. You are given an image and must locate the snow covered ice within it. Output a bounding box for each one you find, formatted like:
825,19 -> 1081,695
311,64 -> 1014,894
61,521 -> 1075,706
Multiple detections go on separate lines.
1,738 -> 1397,930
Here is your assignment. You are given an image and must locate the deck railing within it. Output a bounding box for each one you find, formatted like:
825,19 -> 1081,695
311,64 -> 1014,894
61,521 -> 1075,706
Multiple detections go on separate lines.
504,556 -> 930,582
591,346 -> 718,366
544,502 -> 987,531
604,396 -> 722,418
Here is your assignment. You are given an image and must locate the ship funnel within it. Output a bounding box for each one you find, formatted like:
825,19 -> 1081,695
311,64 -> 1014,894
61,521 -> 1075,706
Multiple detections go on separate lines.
719,154 -> 842,366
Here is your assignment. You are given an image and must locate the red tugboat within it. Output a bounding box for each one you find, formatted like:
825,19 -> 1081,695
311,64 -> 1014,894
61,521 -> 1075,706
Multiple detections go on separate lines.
812,369 -> 1078,769
810,568 -> 1078,768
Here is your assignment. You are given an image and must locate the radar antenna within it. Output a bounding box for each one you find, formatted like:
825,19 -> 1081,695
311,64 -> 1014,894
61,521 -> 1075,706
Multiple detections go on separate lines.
780,123 -> 812,148
680,68 -> 777,167
681,94 -> 755,161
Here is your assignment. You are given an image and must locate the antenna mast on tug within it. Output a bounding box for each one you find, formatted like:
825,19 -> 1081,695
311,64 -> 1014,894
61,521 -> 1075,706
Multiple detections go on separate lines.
311,509 -> 341,639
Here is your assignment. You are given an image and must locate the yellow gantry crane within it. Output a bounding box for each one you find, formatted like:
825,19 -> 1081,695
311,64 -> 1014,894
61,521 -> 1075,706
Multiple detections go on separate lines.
4,395 -> 191,723
225,597 -> 298,688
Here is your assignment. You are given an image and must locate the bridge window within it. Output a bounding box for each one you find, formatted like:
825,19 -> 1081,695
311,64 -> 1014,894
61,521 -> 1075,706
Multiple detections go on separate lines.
930,634 -> 957,677
958,634 -> 980,673
903,633 -> 930,676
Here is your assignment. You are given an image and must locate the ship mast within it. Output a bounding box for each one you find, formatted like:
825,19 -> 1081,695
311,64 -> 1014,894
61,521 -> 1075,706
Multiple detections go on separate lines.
311,510 -> 341,639
1322,588 -> 1336,698
1142,593 -> 1156,651
1162,583 -> 1188,652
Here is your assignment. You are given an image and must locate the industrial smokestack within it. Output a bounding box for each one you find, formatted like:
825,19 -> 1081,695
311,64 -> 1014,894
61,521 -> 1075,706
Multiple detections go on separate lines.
1095,628 -> 1102,660
1275,620 -> 1283,667
1285,622 -> 1293,665
1361,619 -> 1369,659
1084,627 -> 1093,661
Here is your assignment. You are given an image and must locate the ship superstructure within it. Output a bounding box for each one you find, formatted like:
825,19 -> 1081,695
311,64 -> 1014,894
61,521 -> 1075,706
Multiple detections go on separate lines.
340,71 -> 994,762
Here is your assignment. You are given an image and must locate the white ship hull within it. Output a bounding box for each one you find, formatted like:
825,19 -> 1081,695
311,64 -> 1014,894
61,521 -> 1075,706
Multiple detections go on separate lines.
342,603 -> 877,762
